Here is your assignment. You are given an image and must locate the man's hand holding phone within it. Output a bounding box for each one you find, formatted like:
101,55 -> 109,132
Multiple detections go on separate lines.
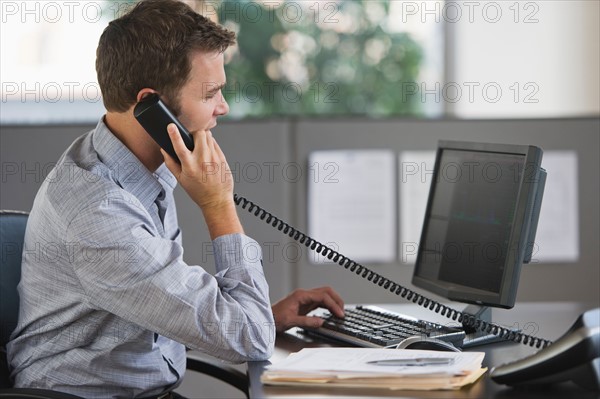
161,123 -> 243,239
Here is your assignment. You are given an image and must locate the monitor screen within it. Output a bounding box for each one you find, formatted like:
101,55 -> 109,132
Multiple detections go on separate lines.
412,141 -> 546,309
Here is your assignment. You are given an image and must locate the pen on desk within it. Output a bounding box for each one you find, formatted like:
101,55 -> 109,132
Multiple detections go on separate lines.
366,357 -> 455,367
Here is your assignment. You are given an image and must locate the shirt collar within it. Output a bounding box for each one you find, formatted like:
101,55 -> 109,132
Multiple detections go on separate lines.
92,117 -> 177,210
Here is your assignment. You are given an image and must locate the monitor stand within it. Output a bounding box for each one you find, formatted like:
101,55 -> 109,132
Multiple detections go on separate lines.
461,305 -> 519,348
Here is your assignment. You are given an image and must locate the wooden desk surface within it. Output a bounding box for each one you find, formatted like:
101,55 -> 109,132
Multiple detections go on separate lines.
247,302 -> 600,399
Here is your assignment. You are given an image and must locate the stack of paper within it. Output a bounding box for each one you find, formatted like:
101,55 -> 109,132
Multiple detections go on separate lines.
261,348 -> 487,391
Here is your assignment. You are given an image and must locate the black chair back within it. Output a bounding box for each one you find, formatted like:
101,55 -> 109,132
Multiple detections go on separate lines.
0,211 -> 28,388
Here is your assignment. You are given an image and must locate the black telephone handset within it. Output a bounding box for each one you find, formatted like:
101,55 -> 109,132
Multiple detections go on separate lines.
134,95 -> 600,391
134,93 -> 194,163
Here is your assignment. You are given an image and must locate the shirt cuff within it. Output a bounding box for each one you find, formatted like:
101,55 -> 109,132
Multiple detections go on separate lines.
212,233 -> 264,273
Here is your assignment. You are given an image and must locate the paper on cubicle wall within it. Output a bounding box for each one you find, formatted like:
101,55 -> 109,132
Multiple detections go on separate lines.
399,151 -> 436,264
308,150 -> 396,264
535,151 -> 579,262
398,150 -> 580,264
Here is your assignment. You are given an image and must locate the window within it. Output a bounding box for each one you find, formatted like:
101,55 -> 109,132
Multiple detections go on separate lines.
0,0 -> 443,124
1,1 -> 121,123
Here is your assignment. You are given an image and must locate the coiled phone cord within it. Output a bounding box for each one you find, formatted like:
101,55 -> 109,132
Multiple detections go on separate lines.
234,194 -> 553,349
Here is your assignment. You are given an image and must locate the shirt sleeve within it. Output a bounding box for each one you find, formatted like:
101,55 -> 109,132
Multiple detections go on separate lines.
65,196 -> 275,362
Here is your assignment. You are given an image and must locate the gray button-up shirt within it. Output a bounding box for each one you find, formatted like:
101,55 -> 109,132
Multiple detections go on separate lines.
7,118 -> 275,398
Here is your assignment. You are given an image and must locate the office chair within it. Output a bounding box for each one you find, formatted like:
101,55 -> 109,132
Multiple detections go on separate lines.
0,210 -> 249,398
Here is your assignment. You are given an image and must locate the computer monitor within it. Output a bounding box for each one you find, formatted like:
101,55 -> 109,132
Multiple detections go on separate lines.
412,140 -> 546,313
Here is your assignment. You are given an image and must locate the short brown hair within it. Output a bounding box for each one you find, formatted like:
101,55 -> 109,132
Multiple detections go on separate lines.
96,0 -> 235,113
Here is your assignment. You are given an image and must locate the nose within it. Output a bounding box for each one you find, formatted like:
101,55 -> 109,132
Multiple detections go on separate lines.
215,92 -> 229,117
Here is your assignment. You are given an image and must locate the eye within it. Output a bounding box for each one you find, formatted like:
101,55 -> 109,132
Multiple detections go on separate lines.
205,90 -> 219,100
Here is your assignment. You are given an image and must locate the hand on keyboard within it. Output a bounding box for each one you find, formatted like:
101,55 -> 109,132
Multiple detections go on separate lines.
272,286 -> 345,333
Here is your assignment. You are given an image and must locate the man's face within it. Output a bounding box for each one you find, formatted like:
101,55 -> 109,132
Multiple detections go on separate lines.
172,51 -> 229,134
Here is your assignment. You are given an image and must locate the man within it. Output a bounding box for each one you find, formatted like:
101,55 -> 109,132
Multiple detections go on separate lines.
7,0 -> 344,397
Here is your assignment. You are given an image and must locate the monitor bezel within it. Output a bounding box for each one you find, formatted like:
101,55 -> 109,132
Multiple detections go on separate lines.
411,140 -> 544,309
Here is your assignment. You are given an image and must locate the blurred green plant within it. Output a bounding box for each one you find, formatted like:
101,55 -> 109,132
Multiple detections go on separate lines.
218,0 -> 424,118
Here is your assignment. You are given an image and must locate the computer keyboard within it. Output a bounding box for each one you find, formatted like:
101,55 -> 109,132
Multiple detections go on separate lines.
303,305 -> 466,348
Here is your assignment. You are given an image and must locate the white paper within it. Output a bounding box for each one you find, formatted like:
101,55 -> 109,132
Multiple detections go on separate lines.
534,151 -> 579,262
399,151 -> 436,264
266,347 -> 484,377
308,150 -> 396,264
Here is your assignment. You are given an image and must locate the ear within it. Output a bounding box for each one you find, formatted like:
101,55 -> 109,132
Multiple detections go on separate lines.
136,88 -> 158,103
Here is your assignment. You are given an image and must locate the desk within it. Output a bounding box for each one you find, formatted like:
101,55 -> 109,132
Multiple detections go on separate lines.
247,302 -> 599,399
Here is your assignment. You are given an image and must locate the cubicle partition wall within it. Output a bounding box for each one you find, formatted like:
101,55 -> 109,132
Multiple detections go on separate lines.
1,117 -> 598,305
293,118 -> 599,306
